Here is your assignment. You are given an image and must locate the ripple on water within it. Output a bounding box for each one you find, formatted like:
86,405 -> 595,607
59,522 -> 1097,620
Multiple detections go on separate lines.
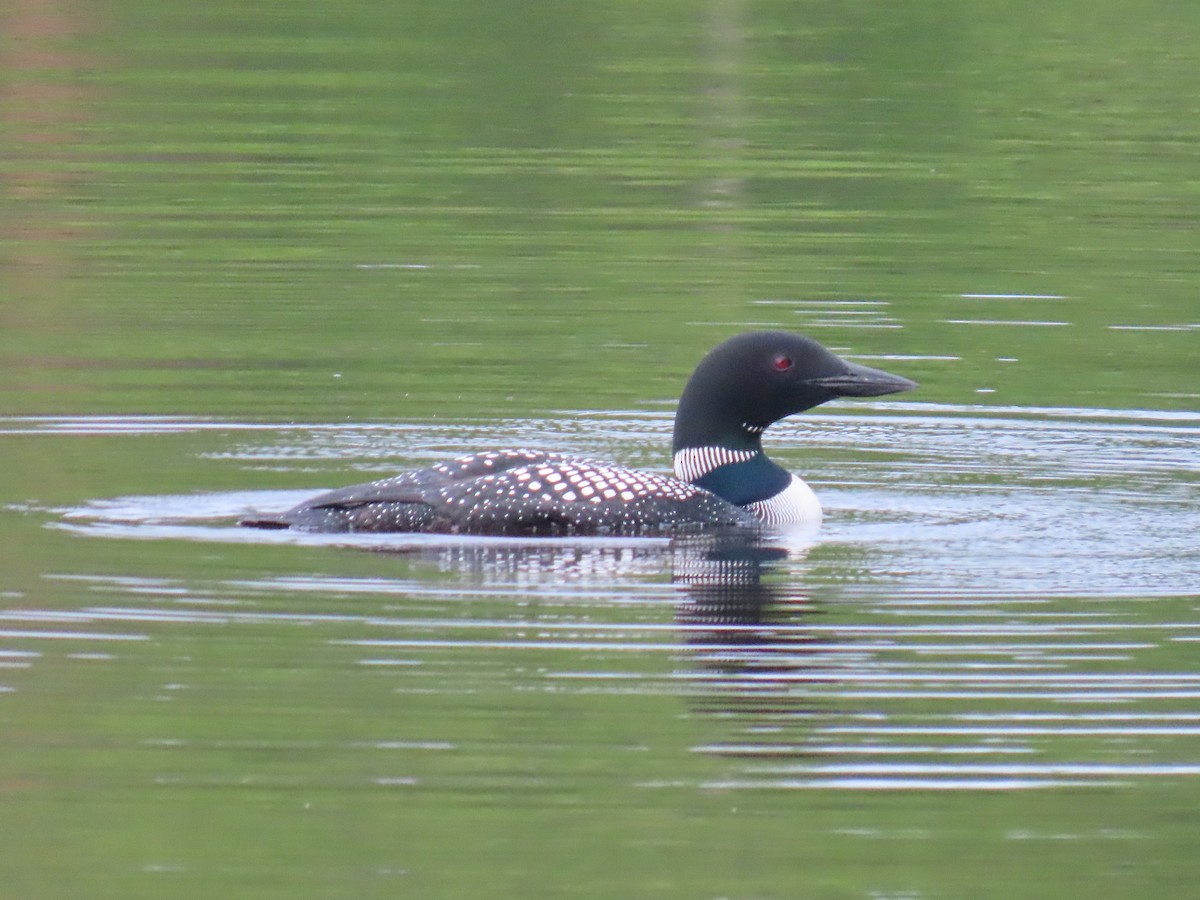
5,405 -> 1200,791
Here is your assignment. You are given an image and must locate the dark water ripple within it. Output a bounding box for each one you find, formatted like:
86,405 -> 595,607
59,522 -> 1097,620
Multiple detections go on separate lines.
4,404 -> 1200,791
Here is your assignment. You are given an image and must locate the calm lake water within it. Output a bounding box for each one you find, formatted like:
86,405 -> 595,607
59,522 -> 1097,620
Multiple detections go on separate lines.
3,1 -> 1200,898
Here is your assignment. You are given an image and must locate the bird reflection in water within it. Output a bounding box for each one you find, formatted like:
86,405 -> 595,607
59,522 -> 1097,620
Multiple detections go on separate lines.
407,531 -> 820,719
672,532 -> 822,723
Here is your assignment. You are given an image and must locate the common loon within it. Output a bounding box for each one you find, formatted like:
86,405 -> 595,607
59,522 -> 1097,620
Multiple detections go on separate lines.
240,331 -> 916,536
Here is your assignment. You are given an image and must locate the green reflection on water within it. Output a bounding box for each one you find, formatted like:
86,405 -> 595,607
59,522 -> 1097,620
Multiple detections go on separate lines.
4,0 -> 1198,419
3,1 -> 1200,897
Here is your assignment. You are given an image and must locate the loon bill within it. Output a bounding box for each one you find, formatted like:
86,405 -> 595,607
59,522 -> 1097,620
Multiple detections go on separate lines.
240,331 -> 916,536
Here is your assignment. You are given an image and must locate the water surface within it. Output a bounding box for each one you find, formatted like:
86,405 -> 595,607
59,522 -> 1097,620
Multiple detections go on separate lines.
3,1 -> 1200,897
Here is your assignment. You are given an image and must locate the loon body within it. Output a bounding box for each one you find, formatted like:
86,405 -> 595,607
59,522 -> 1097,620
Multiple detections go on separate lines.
241,332 -> 916,536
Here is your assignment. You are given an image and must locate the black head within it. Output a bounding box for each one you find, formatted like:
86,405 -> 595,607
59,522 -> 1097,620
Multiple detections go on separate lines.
671,331 -> 917,451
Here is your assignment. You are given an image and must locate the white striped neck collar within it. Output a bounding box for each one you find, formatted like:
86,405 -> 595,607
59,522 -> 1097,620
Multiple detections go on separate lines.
672,445 -> 760,483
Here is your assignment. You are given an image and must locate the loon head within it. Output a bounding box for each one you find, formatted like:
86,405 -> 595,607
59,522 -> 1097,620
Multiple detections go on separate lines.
670,332 -> 916,513
672,331 -> 917,453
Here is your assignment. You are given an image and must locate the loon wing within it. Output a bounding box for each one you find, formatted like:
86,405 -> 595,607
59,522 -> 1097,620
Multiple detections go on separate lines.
241,450 -> 756,536
241,449 -> 568,531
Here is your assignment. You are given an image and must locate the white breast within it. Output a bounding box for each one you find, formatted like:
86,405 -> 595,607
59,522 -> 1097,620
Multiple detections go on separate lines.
745,474 -> 822,525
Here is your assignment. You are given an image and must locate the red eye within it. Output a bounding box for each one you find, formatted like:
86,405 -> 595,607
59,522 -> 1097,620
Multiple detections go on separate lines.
772,354 -> 793,371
